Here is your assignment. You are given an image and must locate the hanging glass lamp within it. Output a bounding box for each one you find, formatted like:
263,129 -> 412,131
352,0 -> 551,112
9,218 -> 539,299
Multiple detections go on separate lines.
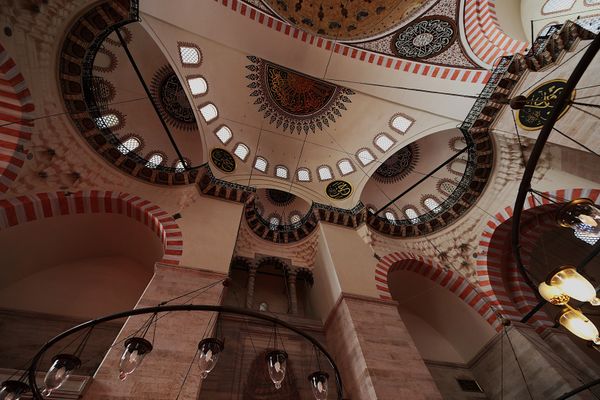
548,266 -> 600,306
197,338 -> 224,379
41,354 -> 81,397
119,337 -> 153,381
538,282 -> 570,305
265,350 -> 287,389
308,371 -> 329,400
557,198 -> 600,237
558,308 -> 600,344
0,380 -> 29,400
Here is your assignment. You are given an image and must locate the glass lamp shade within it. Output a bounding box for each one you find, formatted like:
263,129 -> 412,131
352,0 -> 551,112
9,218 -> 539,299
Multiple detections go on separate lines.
265,350 -> 287,389
41,354 -> 81,397
557,199 -> 600,237
549,266 -> 600,306
0,380 -> 29,400
308,371 -> 329,400
558,308 -> 600,344
197,338 -> 224,379
119,337 -> 153,381
538,282 -> 570,305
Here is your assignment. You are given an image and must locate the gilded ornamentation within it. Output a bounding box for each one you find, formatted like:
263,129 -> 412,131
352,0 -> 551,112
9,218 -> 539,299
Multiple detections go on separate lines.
393,16 -> 456,59
259,0 -> 430,41
245,56 -> 354,134
517,80 -> 574,131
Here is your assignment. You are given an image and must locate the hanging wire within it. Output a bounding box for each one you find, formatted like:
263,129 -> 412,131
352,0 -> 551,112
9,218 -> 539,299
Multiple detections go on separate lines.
175,349 -> 199,400
504,325 -> 534,400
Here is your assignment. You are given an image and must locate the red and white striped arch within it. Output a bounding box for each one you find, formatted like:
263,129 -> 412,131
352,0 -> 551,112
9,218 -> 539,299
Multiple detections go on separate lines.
0,42 -> 34,194
217,0 -> 491,83
375,251 -> 502,331
463,0 -> 530,67
477,188 -> 600,332
0,190 -> 183,265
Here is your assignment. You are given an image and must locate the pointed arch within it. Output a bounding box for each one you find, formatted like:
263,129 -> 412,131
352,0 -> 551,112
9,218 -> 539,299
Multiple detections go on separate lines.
476,188 -> 600,333
0,42 -> 35,194
0,190 -> 183,265
374,251 -> 502,331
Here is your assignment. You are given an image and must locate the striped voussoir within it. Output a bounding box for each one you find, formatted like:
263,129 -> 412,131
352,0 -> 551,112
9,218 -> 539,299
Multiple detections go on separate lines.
463,0 -> 529,67
477,188 -> 600,333
375,251 -> 502,331
0,190 -> 183,265
217,0 -> 491,83
0,43 -> 34,194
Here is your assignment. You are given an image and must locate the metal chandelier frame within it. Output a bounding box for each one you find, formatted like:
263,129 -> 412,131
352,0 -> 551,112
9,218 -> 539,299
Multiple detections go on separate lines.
26,305 -> 344,399
509,28 -> 600,400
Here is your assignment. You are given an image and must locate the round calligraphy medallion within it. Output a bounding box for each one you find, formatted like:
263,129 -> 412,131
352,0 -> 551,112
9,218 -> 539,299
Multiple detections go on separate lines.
326,180 -> 353,200
210,148 -> 236,173
517,79 -> 575,131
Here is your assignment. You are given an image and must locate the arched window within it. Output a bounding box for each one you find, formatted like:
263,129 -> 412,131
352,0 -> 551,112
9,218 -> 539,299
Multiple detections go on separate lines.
374,133 -> 395,152
317,165 -> 333,181
275,165 -> 288,179
337,159 -> 355,176
542,0 -> 576,14
423,197 -> 440,212
174,159 -> 188,172
438,179 -> 458,196
95,113 -> 120,129
574,228 -> 600,245
297,168 -> 311,182
117,137 -> 140,155
389,113 -> 414,134
269,215 -> 280,228
233,143 -> 250,161
254,156 -> 268,172
178,43 -> 202,66
290,213 -> 302,224
214,126 -> 233,144
449,136 -> 467,152
187,76 -> 208,96
356,148 -> 376,166
385,211 -> 397,224
404,207 -> 419,220
145,153 -> 164,168
199,103 -> 218,123
447,159 -> 468,176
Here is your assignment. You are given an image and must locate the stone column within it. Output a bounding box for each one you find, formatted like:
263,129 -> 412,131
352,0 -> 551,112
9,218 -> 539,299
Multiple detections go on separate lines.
84,264 -> 227,400
324,293 -> 442,400
287,269 -> 298,315
245,262 -> 258,310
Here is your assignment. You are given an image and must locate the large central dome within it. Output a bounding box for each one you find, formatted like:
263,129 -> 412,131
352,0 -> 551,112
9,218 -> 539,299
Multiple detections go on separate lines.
262,0 -> 430,41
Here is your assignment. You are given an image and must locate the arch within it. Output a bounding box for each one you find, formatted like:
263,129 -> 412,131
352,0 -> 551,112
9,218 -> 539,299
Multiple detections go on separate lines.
374,252 -> 501,331
463,0 -> 530,66
476,188 -> 600,332
0,42 -> 35,194
0,190 -> 183,265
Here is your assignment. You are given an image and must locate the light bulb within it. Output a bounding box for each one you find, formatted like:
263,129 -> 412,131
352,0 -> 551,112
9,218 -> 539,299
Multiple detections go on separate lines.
197,338 -> 224,379
308,371 -> 329,400
550,267 -> 600,306
42,354 -> 80,397
558,308 -> 600,343
119,337 -> 152,381
0,381 -> 29,400
265,350 -> 287,390
538,282 -> 569,305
